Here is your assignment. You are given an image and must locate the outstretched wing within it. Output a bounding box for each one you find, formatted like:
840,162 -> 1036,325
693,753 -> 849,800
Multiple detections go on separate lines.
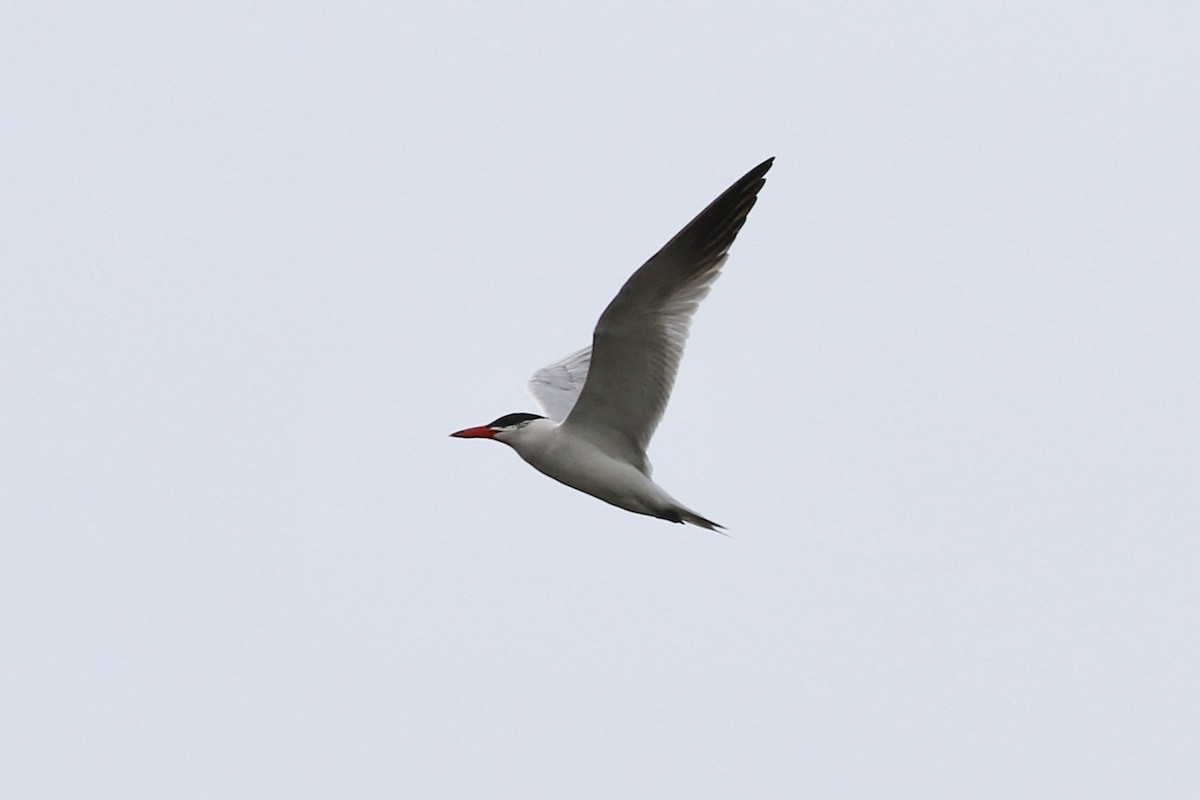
561,158 -> 773,473
526,346 -> 591,422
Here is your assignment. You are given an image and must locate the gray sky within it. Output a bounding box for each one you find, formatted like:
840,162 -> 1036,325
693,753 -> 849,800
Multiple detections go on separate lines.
3,3 -> 1198,797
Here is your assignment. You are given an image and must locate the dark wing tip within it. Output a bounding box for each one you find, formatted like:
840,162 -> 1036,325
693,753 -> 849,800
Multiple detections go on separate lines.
735,157 -> 775,194
659,157 -> 773,267
749,156 -> 775,178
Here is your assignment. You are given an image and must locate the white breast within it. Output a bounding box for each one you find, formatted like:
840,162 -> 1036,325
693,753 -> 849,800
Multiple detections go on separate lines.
505,419 -> 677,517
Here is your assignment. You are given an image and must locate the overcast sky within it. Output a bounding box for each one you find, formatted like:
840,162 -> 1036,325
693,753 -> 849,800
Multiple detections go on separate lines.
3,3 -> 1198,797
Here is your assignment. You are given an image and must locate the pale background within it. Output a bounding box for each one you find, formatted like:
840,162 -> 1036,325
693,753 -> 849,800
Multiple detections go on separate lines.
3,3 -> 1198,797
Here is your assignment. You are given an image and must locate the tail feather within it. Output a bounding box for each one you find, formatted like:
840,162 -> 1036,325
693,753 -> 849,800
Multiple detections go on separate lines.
663,505 -> 727,535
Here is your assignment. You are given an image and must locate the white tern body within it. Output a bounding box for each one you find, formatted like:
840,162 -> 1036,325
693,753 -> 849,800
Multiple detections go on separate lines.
451,158 -> 774,531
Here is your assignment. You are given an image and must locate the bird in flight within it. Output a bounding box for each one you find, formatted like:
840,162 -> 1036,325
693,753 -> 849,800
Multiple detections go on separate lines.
451,158 -> 773,531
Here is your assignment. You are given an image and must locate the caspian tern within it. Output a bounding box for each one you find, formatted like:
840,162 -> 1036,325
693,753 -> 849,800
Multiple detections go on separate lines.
451,158 -> 773,531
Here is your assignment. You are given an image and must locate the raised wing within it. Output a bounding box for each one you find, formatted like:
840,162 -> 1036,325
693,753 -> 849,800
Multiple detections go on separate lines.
561,158 -> 773,473
527,346 -> 591,421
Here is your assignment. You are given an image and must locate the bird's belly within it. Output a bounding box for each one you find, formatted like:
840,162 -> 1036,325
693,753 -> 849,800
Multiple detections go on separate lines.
519,438 -> 667,517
